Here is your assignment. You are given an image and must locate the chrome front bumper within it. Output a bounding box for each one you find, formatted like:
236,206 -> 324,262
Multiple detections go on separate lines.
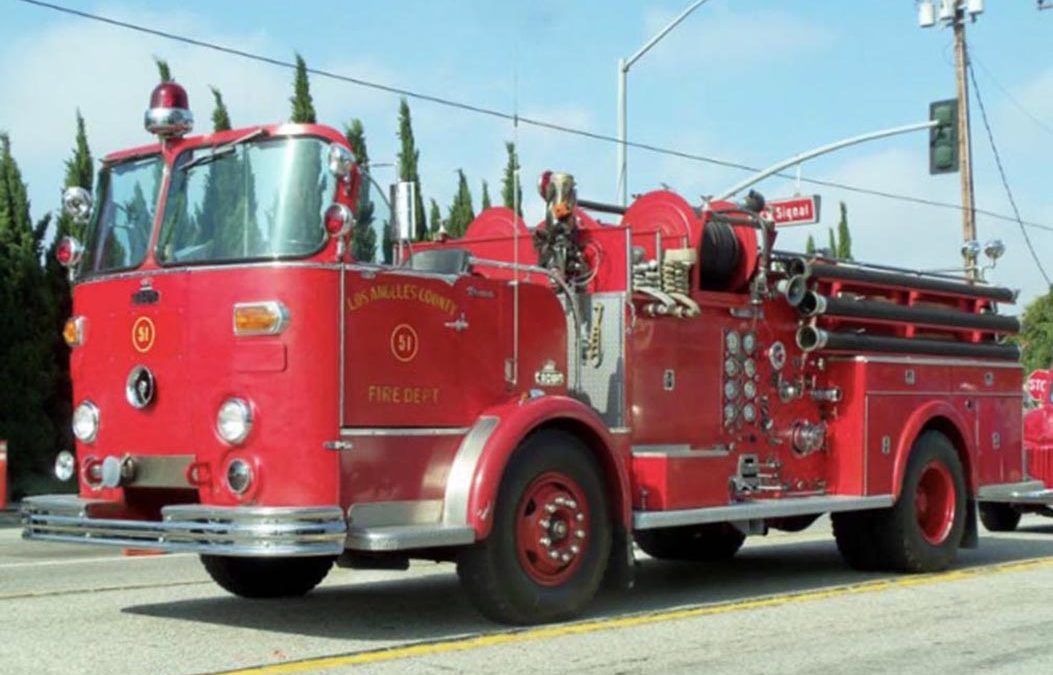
21,495 -> 346,557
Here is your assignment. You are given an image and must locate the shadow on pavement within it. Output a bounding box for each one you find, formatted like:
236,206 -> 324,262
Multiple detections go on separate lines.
122,530 -> 1053,642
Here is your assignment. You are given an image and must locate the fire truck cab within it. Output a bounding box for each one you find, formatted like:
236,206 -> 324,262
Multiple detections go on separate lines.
22,82 -> 1050,624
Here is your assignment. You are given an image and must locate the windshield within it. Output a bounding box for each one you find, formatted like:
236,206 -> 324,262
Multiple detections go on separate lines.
157,136 -> 334,264
82,155 -> 163,274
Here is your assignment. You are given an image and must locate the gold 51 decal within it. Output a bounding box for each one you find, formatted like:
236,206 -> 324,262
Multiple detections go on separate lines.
132,316 -> 156,353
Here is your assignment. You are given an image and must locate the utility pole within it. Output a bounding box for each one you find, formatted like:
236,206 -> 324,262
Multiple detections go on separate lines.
919,0 -> 983,279
952,18 -> 977,278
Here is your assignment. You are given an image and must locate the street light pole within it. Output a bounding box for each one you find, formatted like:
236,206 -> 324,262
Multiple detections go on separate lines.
616,0 -> 714,206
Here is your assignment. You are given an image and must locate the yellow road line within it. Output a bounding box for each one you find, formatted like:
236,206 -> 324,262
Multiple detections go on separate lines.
218,556 -> 1053,674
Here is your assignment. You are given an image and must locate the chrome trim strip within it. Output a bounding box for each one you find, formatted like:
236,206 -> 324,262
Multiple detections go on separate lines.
829,355 -> 1022,370
631,444 -> 730,459
75,261 -> 345,286
443,416 -> 499,526
128,454 -> 195,488
21,495 -> 345,557
347,500 -> 442,528
977,480 -> 1046,501
866,391 -> 1023,398
340,427 -> 470,437
345,525 -> 475,552
609,427 -> 633,435
633,495 -> 895,530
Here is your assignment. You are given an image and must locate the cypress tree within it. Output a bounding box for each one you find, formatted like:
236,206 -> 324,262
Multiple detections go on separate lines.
827,228 -> 837,257
382,224 -> 394,264
836,201 -> 852,260
481,180 -> 492,210
155,57 -> 172,83
447,169 -> 475,239
805,234 -> 816,255
0,133 -> 56,496
396,98 -> 427,240
210,86 -> 232,132
429,198 -> 442,237
41,114 -> 94,477
501,142 -> 522,217
290,53 -> 316,124
345,119 -> 377,262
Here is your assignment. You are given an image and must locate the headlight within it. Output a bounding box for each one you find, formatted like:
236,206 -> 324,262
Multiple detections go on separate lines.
217,398 -> 253,444
226,459 -> 254,495
72,401 -> 99,443
54,451 -> 76,482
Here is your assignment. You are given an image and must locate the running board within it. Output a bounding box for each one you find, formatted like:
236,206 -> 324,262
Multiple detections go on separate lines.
633,495 -> 894,530
977,481 -> 1053,506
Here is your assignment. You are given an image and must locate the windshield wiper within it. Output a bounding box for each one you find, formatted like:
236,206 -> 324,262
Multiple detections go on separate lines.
179,128 -> 268,173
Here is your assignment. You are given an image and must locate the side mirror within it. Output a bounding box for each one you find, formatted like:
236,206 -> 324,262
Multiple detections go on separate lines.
63,186 -> 93,225
327,143 -> 355,180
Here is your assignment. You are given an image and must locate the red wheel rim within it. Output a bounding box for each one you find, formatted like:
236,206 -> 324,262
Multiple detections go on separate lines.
515,471 -> 590,586
915,460 -> 956,545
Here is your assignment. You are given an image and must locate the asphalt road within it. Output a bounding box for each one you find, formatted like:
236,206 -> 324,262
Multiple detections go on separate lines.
4,512 -> 1053,674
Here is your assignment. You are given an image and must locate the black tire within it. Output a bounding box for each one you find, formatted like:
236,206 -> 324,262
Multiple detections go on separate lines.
635,523 -> 745,561
979,502 -> 1021,532
200,555 -> 335,598
457,429 -> 612,625
869,431 -> 967,573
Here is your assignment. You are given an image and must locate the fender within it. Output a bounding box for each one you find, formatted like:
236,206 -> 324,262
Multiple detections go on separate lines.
442,395 -> 631,539
890,400 -> 976,500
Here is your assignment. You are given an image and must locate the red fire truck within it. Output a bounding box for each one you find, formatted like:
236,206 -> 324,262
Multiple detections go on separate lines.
21,81 -> 1052,624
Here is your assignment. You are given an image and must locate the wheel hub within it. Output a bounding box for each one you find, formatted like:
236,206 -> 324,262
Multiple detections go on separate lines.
915,460 -> 956,546
516,473 -> 590,586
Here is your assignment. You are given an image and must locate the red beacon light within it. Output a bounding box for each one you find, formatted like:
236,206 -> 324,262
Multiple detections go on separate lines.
56,236 -> 84,268
144,81 -> 194,138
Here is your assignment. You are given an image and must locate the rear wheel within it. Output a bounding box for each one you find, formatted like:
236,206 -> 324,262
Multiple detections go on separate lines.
635,523 -> 745,562
200,555 -> 335,598
457,430 -> 611,625
979,502 -> 1021,532
865,431 -> 966,573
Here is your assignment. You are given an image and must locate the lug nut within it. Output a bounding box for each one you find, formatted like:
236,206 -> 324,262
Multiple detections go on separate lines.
539,536 -> 551,547
565,500 -> 577,509
554,497 -> 566,506
545,503 -> 558,514
576,529 -> 586,539
561,553 -> 571,563
576,513 -> 585,522
549,550 -> 560,560
570,544 -> 580,554
539,518 -> 550,529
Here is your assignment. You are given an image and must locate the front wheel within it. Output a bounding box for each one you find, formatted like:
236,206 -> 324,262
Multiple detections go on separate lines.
979,502 -> 1021,532
457,430 -> 612,625
200,555 -> 335,598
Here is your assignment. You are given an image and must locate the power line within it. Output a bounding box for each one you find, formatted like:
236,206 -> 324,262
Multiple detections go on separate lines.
970,53 -> 1053,139
968,62 -> 1051,286
15,0 -> 1053,236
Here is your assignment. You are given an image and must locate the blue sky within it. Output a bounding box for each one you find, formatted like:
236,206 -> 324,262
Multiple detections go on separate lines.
2,1 -> 1051,310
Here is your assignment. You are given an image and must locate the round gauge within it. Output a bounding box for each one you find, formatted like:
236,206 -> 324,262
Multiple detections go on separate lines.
724,358 -> 740,377
743,358 -> 757,378
768,341 -> 787,371
724,380 -> 740,399
742,332 -> 758,355
725,331 -> 742,356
742,403 -> 757,423
724,403 -> 738,423
743,380 -> 757,400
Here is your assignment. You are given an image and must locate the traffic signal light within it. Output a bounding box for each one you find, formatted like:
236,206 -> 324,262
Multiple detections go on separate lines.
929,99 -> 959,175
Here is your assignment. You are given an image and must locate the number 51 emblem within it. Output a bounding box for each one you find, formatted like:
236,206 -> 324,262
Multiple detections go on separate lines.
132,316 -> 156,353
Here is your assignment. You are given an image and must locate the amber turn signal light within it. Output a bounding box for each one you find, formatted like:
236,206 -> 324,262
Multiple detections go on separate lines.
63,316 -> 85,347
233,302 -> 289,336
